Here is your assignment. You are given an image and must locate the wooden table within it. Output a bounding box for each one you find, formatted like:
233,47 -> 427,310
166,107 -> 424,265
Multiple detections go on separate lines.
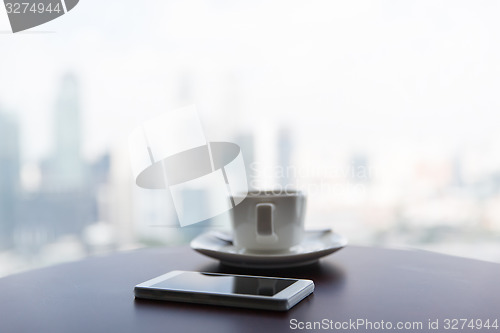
0,245 -> 499,332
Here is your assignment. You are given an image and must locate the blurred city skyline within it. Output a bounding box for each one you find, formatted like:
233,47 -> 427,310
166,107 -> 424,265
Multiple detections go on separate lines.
2,0 -> 500,275
2,1 -> 500,162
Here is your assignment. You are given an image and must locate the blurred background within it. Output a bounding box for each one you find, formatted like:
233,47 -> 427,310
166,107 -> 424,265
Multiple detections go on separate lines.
1,0 -> 500,277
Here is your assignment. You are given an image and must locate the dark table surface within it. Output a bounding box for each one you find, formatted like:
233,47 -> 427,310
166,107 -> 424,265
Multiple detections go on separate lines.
1,245 -> 499,333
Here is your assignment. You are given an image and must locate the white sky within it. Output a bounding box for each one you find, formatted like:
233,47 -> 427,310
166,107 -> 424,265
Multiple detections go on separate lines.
1,0 -> 500,166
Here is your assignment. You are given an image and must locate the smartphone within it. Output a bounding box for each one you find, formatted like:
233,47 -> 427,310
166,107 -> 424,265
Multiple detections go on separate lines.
134,270 -> 314,311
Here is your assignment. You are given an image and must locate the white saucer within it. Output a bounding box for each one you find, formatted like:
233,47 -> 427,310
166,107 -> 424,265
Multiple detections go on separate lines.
190,230 -> 348,268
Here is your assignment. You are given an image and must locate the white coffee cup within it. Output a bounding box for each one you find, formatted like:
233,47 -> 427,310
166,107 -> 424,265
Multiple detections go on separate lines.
231,190 -> 306,253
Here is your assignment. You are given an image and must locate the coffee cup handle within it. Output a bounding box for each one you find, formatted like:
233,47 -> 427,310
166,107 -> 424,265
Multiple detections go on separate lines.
256,203 -> 278,243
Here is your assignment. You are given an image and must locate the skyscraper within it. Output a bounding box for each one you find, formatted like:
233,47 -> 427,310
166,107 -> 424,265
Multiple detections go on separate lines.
15,73 -> 96,251
47,73 -> 85,190
234,133 -> 255,188
277,127 -> 293,188
0,110 -> 20,249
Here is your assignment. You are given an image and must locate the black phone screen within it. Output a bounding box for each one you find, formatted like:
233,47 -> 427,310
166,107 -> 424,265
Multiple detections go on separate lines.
151,272 -> 296,297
